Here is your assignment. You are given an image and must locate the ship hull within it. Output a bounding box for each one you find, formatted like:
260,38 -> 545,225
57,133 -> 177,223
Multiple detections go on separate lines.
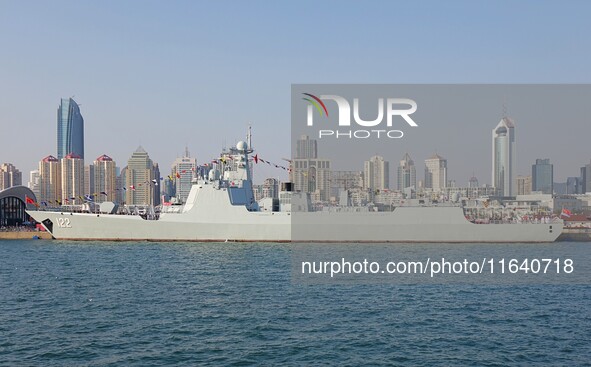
27,206 -> 562,243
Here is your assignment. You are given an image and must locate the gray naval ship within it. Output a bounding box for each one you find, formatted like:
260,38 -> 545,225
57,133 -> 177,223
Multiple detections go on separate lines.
27,141 -> 562,243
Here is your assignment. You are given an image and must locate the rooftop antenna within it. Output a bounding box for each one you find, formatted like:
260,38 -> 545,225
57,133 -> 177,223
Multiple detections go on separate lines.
502,96 -> 507,118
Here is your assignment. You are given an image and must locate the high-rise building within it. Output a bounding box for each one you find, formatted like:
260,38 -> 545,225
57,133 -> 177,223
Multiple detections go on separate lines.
118,167 -> 127,204
0,163 -> 22,190
94,154 -> 117,202
28,170 -> 40,199
566,177 -> 582,194
516,175 -> 532,195
262,178 -> 280,199
532,158 -> 553,194
581,160 -> 591,194
330,170 -> 363,198
153,163 -> 161,206
61,153 -> 85,205
84,164 -> 95,197
397,153 -> 416,190
292,136 -> 330,202
57,98 -> 85,159
424,154 -> 447,191
296,135 -> 317,159
292,158 -> 331,202
468,175 -> 479,188
39,155 -> 61,205
125,146 -> 159,205
171,147 -> 197,203
364,156 -> 389,191
492,117 -> 516,196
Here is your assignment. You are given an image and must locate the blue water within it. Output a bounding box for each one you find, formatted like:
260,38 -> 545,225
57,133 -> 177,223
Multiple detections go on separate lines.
0,240 -> 590,366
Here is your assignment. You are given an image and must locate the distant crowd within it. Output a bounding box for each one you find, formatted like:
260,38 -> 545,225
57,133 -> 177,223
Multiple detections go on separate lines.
0,226 -> 38,232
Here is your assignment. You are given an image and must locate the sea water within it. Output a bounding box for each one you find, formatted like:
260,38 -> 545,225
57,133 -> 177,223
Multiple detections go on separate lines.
0,240 -> 589,366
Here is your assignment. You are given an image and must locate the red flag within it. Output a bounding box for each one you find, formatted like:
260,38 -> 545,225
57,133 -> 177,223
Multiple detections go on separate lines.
253,154 -> 258,164
182,170 -> 187,173
176,172 -> 181,178
25,195 -> 35,204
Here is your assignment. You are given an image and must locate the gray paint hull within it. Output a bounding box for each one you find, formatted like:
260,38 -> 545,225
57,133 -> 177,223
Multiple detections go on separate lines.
27,206 -> 562,243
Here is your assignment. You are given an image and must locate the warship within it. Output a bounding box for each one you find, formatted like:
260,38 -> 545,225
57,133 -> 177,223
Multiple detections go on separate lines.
27,140 -> 562,243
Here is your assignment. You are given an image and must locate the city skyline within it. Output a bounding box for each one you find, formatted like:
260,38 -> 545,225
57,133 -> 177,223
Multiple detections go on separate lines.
1,2 -> 591,186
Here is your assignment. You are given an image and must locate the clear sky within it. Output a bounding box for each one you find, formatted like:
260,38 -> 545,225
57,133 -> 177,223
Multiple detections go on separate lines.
1,0 -> 590,185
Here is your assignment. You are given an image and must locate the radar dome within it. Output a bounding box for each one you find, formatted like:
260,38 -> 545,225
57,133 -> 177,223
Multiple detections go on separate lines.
236,141 -> 248,151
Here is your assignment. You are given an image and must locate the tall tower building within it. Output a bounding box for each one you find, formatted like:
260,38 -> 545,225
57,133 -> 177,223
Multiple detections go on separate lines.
516,175 -> 532,195
94,154 -> 117,202
0,163 -> 22,190
492,117 -> 516,196
61,153 -> 85,205
28,170 -> 41,199
39,155 -> 61,204
580,160 -> 591,194
296,135 -> 318,159
397,153 -> 416,190
292,136 -> 330,201
57,98 -> 85,159
84,165 -> 95,197
364,155 -> 389,191
532,158 -> 553,194
126,146 -> 158,205
171,147 -> 197,203
424,154 -> 447,191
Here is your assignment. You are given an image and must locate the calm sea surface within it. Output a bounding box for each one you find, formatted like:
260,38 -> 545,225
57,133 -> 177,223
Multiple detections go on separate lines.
1,240 -> 590,366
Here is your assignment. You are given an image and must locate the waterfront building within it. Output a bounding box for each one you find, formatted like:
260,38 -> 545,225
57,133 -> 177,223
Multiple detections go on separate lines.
397,153 -> 416,191
125,147 -> 159,206
0,163 -> 22,190
57,98 -> 84,159
581,160 -> 591,194
171,147 -> 197,203
566,177 -> 582,194
118,167 -> 127,204
532,158 -> 553,194
364,155 -> 389,191
492,117 -> 516,196
330,170 -> 363,199
262,178 -> 279,199
94,154 -> 117,202
61,153 -> 85,205
28,170 -> 40,198
84,165 -> 95,198
0,186 -> 36,227
424,154 -> 447,192
292,158 -> 331,202
38,155 -> 61,205
516,175 -> 532,195
292,136 -> 330,202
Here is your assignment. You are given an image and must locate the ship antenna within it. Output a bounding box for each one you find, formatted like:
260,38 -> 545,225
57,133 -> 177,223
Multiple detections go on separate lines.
247,124 -> 252,150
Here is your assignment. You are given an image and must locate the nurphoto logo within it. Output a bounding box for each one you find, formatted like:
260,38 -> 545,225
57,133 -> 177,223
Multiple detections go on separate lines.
303,92 -> 418,139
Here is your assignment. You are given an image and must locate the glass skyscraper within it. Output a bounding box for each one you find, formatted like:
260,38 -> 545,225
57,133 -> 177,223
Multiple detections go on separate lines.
57,98 -> 84,159
492,117 -> 516,196
532,158 -> 553,194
